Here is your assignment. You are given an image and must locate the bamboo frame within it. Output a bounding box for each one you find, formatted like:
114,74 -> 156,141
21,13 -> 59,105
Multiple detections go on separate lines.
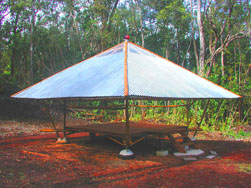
124,98 -> 130,149
107,136 -> 124,146
129,104 -> 188,108
186,100 -> 190,127
63,99 -> 67,137
68,105 -> 126,110
40,128 -> 67,132
124,39 -> 129,96
193,99 -> 210,137
47,101 -> 59,138
131,136 -> 146,145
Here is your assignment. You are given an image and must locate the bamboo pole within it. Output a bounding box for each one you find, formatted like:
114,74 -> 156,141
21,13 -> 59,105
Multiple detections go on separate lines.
214,100 -> 224,124
125,98 -> 130,149
193,99 -> 210,137
186,100 -> 190,127
47,101 -> 59,138
124,39 -> 129,96
129,104 -> 188,108
68,105 -> 126,110
229,99 -> 240,129
63,99 -> 67,137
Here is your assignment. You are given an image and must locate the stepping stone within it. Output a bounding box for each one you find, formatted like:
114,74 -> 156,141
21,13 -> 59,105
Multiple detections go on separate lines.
156,150 -> 169,156
183,157 -> 197,161
189,137 -> 196,141
206,155 -> 216,159
174,149 -> 205,157
210,151 -> 218,156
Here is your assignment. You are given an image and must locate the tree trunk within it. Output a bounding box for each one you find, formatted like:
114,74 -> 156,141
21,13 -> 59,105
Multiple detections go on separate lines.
30,0 -> 35,84
11,12 -> 20,78
165,48 -> 169,59
190,0 -> 199,70
134,0 -> 144,47
107,0 -> 120,31
221,50 -> 224,77
197,0 -> 205,76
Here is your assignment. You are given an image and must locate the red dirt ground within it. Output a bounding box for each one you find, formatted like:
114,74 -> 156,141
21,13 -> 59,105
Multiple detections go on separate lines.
0,119 -> 251,188
0,99 -> 250,187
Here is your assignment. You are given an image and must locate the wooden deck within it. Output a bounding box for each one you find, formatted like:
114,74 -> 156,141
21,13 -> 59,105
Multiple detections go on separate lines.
41,121 -> 197,152
66,122 -> 188,138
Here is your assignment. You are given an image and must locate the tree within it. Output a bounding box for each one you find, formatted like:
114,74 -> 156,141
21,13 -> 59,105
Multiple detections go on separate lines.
204,0 -> 251,77
156,0 -> 191,66
197,0 -> 206,76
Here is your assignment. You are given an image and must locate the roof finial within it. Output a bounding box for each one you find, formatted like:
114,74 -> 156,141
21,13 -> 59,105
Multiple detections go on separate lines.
124,35 -> 130,40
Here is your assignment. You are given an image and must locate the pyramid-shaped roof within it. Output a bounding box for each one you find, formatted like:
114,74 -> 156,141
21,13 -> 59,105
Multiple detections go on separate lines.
11,41 -> 240,100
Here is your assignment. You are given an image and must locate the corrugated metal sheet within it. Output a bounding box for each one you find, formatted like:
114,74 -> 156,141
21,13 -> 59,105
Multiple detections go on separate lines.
12,43 -> 125,99
127,42 -> 239,99
11,41 -> 240,99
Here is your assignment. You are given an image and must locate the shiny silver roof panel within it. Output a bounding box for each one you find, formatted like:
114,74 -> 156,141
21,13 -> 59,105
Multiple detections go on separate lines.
12,41 -> 240,99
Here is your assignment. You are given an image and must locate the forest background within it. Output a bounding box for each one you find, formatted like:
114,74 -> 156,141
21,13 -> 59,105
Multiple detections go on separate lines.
0,0 -> 250,138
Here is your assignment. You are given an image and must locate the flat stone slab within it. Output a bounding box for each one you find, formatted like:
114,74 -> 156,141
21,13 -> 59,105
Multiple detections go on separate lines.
210,151 -> 218,156
206,155 -> 216,159
156,150 -> 169,156
174,149 -> 204,157
189,137 -> 196,141
183,157 -> 197,161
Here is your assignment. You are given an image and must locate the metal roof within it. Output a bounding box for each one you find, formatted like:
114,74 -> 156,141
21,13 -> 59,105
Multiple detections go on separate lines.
11,41 -> 240,100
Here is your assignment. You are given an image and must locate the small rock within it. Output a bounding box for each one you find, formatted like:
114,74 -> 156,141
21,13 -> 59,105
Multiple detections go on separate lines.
189,137 -> 196,141
206,155 -> 216,159
156,150 -> 169,156
184,146 -> 189,151
183,157 -> 197,161
210,151 -> 218,156
174,149 -> 204,157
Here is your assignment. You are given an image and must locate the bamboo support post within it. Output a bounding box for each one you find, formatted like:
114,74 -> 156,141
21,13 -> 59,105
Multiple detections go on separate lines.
193,99 -> 210,137
108,137 -> 124,146
124,98 -> 130,149
186,100 -> 190,127
129,104 -> 188,108
47,101 -> 59,138
63,99 -> 67,137
214,100 -> 224,123
229,99 -> 240,128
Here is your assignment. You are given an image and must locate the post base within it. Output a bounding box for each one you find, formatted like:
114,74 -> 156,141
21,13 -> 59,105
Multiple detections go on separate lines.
118,149 -> 135,160
56,137 -> 68,144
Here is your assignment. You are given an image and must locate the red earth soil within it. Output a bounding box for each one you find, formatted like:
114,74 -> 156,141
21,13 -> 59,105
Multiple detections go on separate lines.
0,120 -> 250,188
0,99 -> 250,187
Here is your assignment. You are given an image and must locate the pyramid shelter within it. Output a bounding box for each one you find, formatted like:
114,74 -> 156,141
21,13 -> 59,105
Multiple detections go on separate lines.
11,40 -> 240,100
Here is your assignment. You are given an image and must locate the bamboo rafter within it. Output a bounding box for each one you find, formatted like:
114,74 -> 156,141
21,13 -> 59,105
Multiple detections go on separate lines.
129,104 -> 188,108
68,105 -> 126,110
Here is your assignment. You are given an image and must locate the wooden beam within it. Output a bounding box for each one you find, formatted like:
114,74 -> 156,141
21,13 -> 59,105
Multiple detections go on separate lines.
125,98 -> 130,149
186,100 -> 191,126
107,137 -> 124,146
68,105 -> 126,110
124,39 -> 129,96
129,104 -> 188,108
40,129 -> 67,132
47,101 -> 59,138
193,99 -> 210,137
63,99 -> 67,137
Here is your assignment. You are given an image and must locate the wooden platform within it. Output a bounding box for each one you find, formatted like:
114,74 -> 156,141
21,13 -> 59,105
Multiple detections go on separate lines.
41,121 -> 197,152
66,122 -> 187,138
